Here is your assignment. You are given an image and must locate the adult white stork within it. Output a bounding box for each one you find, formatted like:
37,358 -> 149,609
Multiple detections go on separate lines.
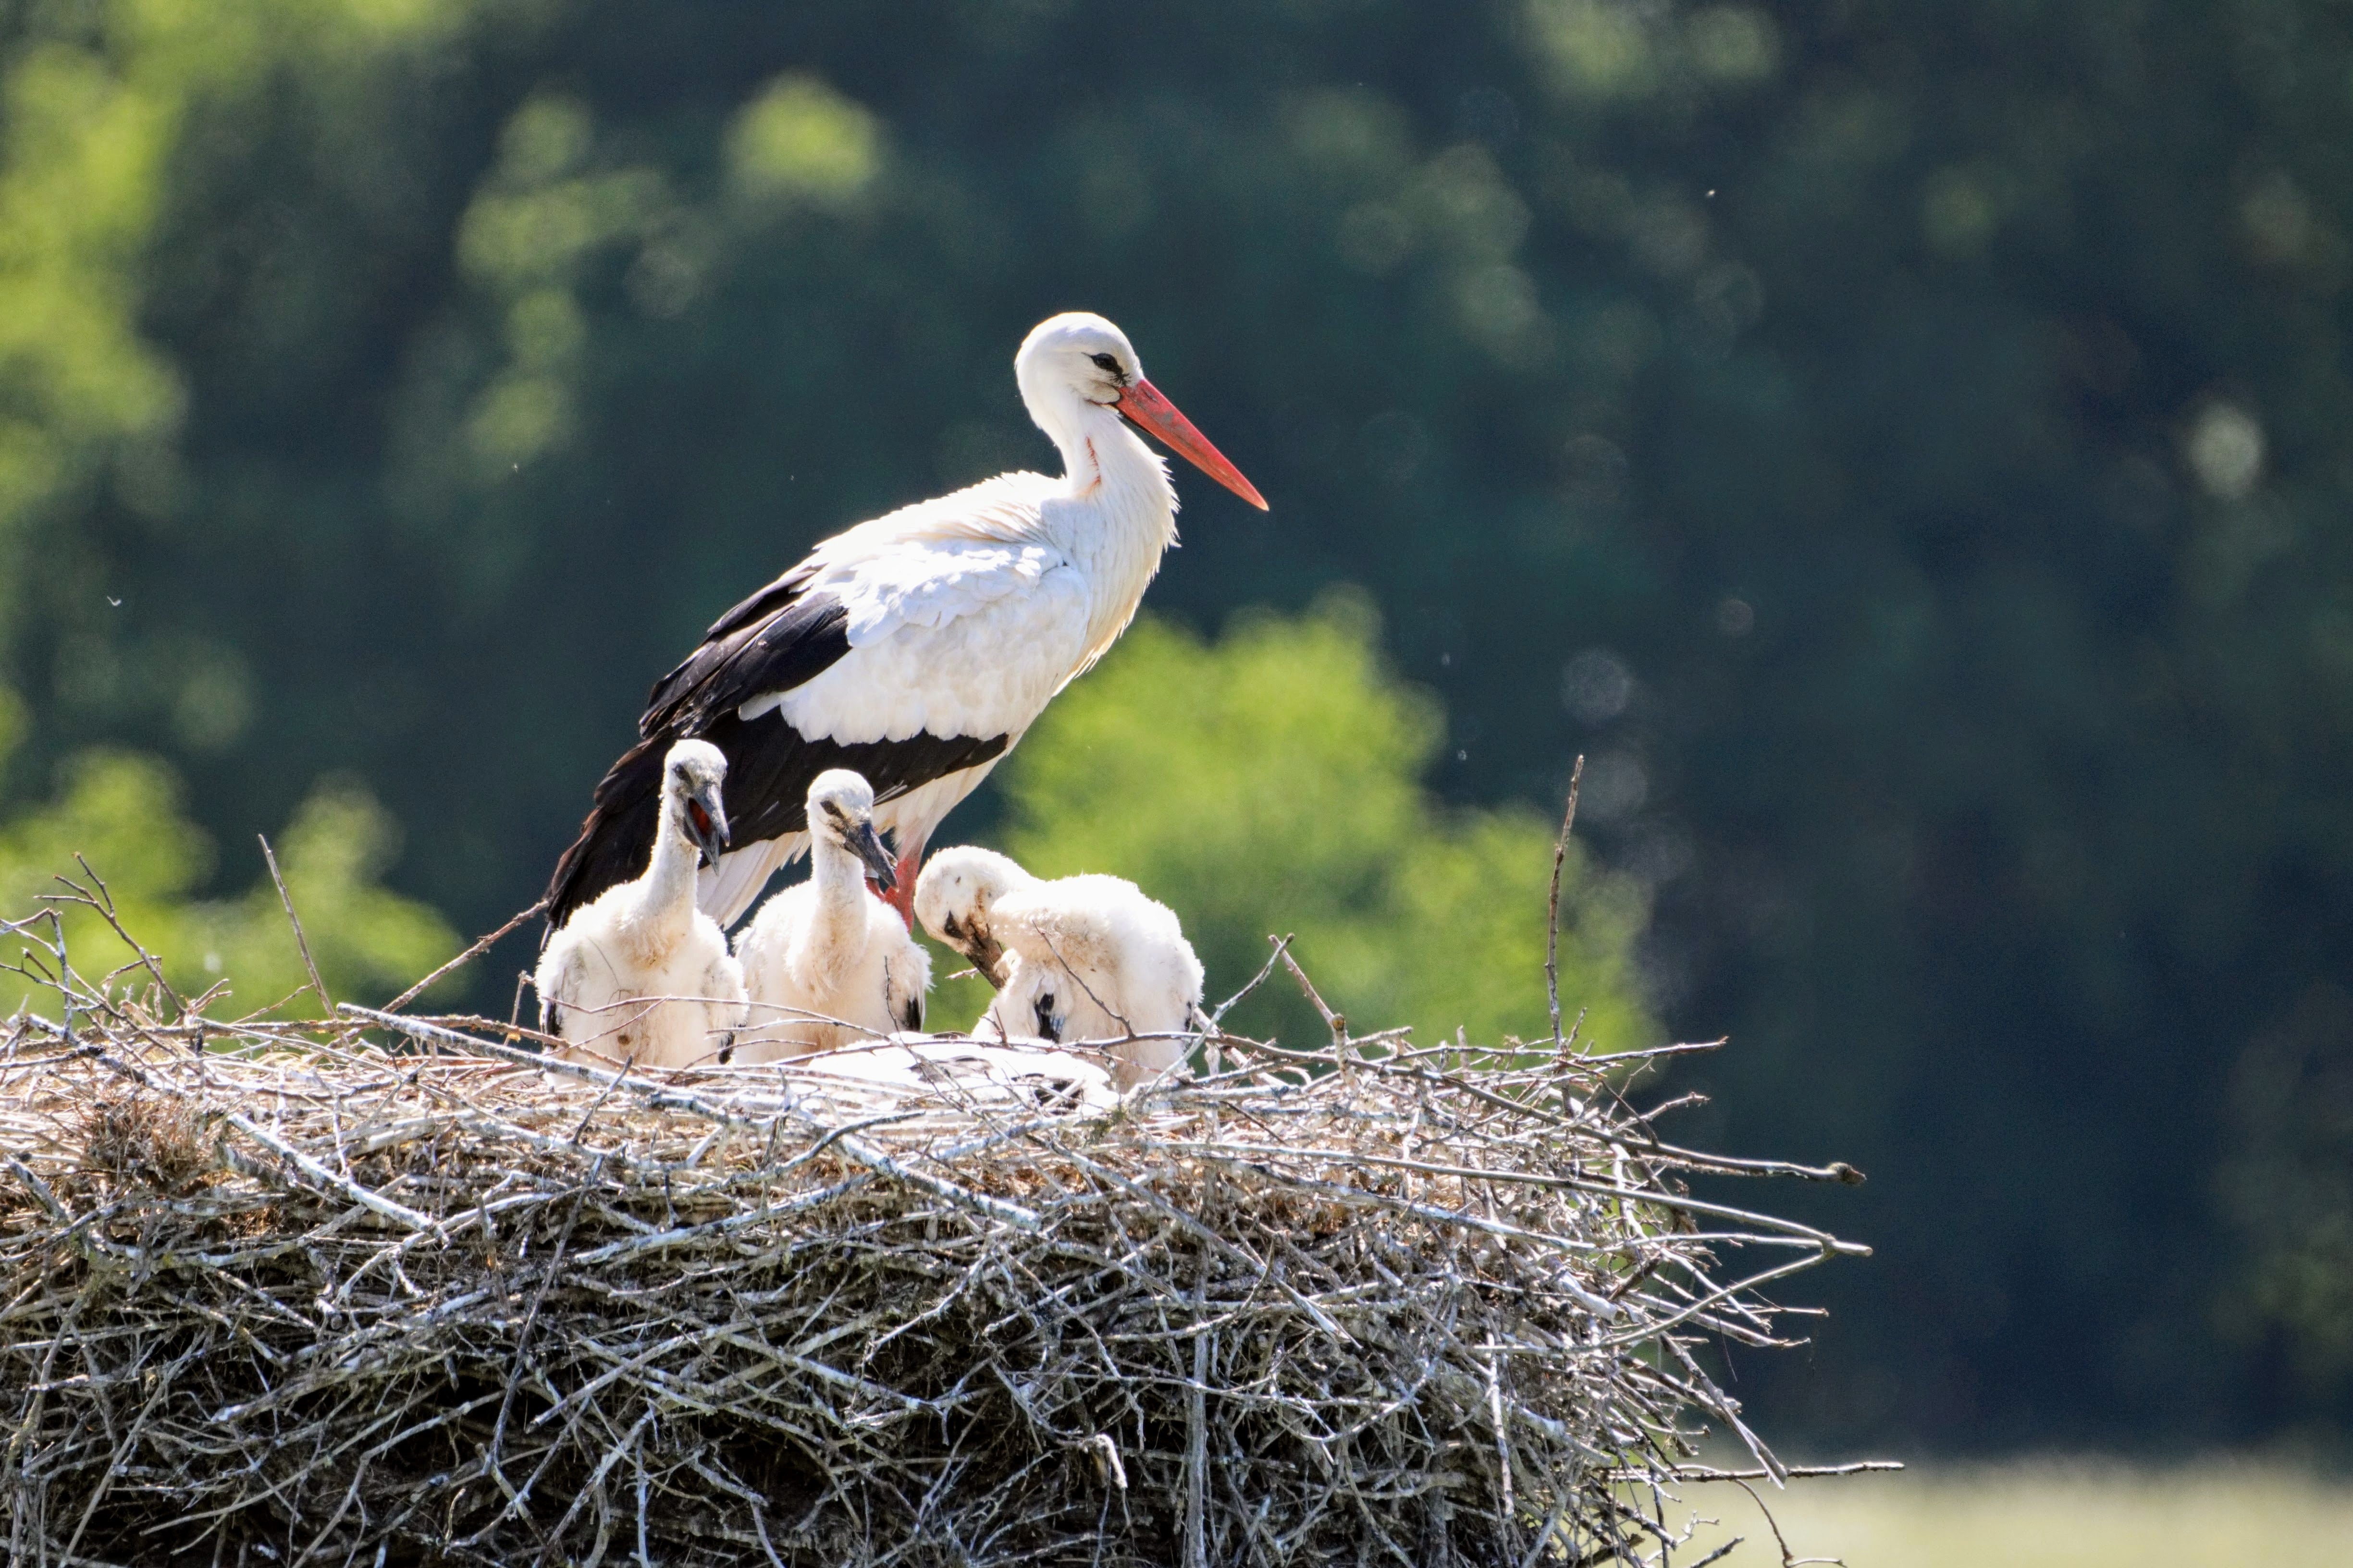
545,311 -> 1267,932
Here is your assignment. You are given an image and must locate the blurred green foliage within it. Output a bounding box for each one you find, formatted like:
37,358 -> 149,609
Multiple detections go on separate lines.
0,0 -> 2348,1450
978,598 -> 1652,1054
0,709 -> 457,1019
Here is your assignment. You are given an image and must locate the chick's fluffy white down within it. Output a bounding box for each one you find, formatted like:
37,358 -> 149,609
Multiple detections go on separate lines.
535,890 -> 747,1069
734,882 -> 931,1060
983,874 -> 1203,1086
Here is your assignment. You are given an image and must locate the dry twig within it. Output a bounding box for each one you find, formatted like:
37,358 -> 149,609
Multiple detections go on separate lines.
1548,754 -> 1586,1048
258,832 -> 331,1017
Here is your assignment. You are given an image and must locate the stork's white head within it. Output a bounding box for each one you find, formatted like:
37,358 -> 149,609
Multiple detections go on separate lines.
1014,312 -> 1269,511
805,769 -> 898,889
913,845 -> 1033,981
1017,312 -> 1141,419
663,740 -> 730,864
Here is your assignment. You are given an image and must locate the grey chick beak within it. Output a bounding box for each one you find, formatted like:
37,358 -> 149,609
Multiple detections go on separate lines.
686,786 -> 731,864
849,819 -> 897,890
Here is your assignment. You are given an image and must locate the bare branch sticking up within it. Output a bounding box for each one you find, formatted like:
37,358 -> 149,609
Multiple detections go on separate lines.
1549,754 -> 1586,1049
63,858 -> 182,1016
1278,939 -> 1346,1047
386,897 -> 549,1014
259,833 -> 331,1018
1210,933 -> 1292,1027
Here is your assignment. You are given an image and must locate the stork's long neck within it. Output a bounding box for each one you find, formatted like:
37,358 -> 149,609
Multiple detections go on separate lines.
1051,403 -> 1179,656
637,792 -> 702,930
795,831 -> 873,985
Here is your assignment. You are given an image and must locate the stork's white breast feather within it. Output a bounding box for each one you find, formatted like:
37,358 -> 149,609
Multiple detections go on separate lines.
738,485 -> 1094,746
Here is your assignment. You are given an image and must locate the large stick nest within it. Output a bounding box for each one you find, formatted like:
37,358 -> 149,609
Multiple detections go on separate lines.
0,907 -> 1870,1568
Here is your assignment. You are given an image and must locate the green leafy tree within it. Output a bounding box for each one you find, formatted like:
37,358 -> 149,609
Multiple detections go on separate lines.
0,698 -> 456,1019
945,597 -> 1653,1054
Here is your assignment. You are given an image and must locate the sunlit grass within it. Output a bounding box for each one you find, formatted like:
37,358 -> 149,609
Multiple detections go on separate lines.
1673,1460 -> 2353,1567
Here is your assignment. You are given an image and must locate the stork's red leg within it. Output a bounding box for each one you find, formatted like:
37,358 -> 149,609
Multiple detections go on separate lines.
879,834 -> 926,931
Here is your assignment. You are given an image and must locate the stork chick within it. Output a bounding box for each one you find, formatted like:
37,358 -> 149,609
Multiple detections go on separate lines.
915,846 -> 1204,1088
734,770 -> 931,1060
535,739 -> 747,1068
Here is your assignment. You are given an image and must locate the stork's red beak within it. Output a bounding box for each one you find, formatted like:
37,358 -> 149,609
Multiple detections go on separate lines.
1116,377 -> 1270,511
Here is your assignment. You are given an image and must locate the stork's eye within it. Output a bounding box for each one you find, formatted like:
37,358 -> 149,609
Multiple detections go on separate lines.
1089,353 -> 1120,374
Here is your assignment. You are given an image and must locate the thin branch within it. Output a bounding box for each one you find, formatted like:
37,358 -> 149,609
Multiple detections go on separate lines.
259,833 -> 332,1018
1277,942 -> 1346,1047
1210,933 -> 1293,1027
1731,1475 -> 1847,1567
222,1112 -> 432,1232
65,859 -> 183,1015
1671,1463 -> 1904,1482
1548,754 -> 1585,1049
385,898 -> 549,1014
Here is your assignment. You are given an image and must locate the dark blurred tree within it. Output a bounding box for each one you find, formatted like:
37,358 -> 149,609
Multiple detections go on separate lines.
2218,983 -> 2353,1418
3,0 -> 2352,1448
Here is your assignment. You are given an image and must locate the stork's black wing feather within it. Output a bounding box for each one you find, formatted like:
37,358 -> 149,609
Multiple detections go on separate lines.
710,713 -> 1008,852
641,564 -> 849,736
546,733 -> 670,927
546,557 -> 1010,931
544,718 -> 1009,928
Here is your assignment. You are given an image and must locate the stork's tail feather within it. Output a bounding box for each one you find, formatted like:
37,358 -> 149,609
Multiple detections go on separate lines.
544,735 -> 670,932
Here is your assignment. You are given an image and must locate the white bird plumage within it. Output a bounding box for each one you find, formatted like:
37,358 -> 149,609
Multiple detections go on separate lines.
688,484 -> 1096,925
547,312 -> 1268,937
733,770 -> 931,1060
534,739 -> 747,1068
915,845 -> 1205,1089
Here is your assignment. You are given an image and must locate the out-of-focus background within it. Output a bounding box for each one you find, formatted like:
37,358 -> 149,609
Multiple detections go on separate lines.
2,0 -> 2349,1543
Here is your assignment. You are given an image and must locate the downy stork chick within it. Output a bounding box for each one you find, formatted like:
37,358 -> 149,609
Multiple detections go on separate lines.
534,739 -> 747,1068
733,770 -> 931,1060
915,846 -> 1205,1089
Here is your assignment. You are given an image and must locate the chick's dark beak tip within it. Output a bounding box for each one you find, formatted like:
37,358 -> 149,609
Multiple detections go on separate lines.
687,793 -> 731,860
851,823 -> 898,890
